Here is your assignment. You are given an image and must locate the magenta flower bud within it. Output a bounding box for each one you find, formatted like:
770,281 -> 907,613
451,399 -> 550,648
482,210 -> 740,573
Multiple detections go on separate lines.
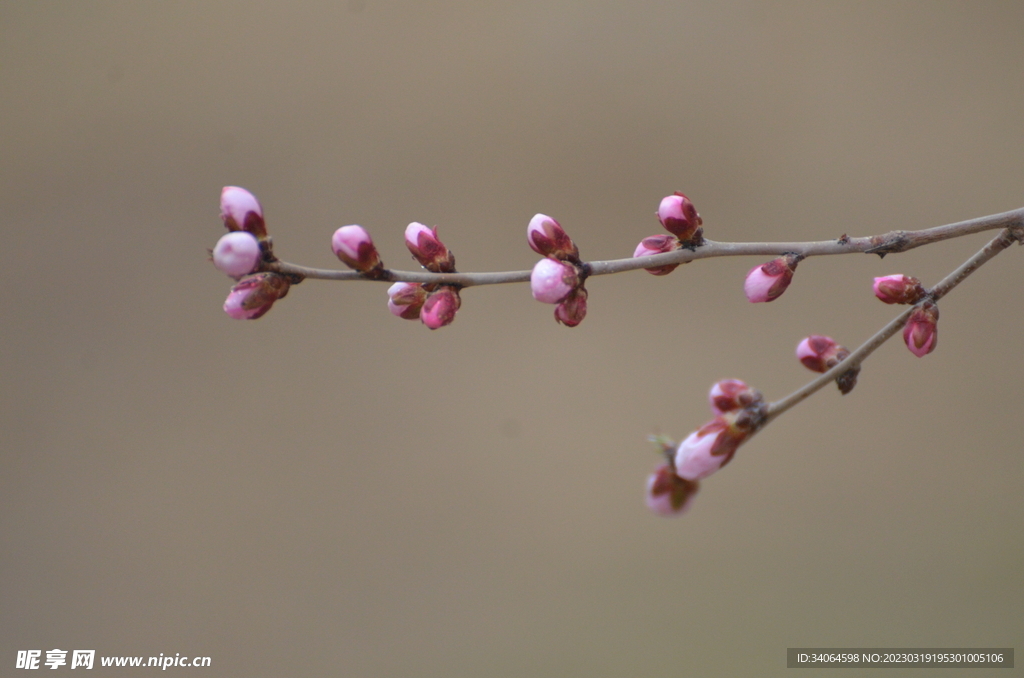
657,192 -> 702,242
420,286 -> 461,329
646,464 -> 699,517
212,231 -> 261,278
873,274 -> 925,305
903,302 -> 939,357
531,257 -> 580,304
332,225 -> 383,274
223,272 -> 290,320
554,287 -> 588,327
220,186 -> 267,240
633,234 -> 681,276
708,379 -> 762,416
405,222 -> 456,273
387,282 -> 427,320
673,415 -> 747,481
743,254 -> 801,303
527,213 -> 579,262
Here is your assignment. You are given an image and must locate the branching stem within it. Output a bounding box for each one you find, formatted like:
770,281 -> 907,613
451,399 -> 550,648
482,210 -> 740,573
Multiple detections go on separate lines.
764,226 -> 1023,424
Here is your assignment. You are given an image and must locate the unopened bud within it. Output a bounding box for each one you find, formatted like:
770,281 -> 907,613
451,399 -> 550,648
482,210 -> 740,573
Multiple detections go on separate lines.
332,225 -> 383,274
212,231 -> 261,278
223,272 -> 290,320
646,464 -> 699,517
220,186 -> 267,240
903,302 -> 939,357
744,254 -> 800,303
531,257 -> 580,304
420,286 -> 461,330
873,274 -> 925,304
797,335 -> 858,393
527,213 -> 579,262
633,234 -> 680,275
387,282 -> 427,320
708,379 -> 762,416
405,222 -> 456,273
673,413 -> 749,481
657,192 -> 703,242
796,335 -> 848,372
554,286 -> 588,327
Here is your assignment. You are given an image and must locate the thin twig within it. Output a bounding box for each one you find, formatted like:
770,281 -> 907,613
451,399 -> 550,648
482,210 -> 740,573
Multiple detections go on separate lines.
266,207 -> 1024,286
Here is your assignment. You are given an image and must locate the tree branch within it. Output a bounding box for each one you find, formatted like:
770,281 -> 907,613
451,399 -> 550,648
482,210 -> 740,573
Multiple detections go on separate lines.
265,207 -> 1024,286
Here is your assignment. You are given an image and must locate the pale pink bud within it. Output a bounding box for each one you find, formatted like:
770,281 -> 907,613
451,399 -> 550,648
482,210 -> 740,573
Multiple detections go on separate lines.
531,257 -> 579,304
220,186 -> 267,239
387,282 -> 427,320
420,286 -> 461,330
708,379 -> 762,416
527,213 -> 579,262
554,287 -> 588,327
796,335 -> 847,372
743,254 -> 800,303
223,272 -> 290,320
673,414 -> 749,481
903,302 -> 938,357
657,192 -> 703,242
646,464 -> 699,517
796,335 -> 859,394
873,274 -> 925,305
332,225 -> 382,273
633,234 -> 680,275
405,222 -> 455,273
212,231 -> 261,278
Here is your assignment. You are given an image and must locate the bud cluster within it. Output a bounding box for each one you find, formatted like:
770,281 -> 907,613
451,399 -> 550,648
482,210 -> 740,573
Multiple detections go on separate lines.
213,187 -> 295,320
528,214 -> 588,326
399,223 -> 462,329
646,379 -> 765,516
631,192 -> 703,276
871,274 -> 938,358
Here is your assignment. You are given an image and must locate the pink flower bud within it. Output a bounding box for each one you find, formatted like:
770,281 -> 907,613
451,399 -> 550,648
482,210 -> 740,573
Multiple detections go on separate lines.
223,272 -> 290,320
527,213 -> 579,262
420,286 -> 461,330
743,254 -> 800,303
220,186 -> 267,240
633,234 -> 681,275
673,415 -> 746,481
796,335 -> 859,394
657,192 -> 702,242
873,274 -> 925,305
796,335 -> 848,372
554,287 -> 588,327
212,231 -> 261,278
675,405 -> 767,481
646,464 -> 699,517
708,379 -> 762,416
387,282 -> 427,320
332,225 -> 383,274
405,222 -> 456,273
903,302 -> 938,357
531,257 -> 580,304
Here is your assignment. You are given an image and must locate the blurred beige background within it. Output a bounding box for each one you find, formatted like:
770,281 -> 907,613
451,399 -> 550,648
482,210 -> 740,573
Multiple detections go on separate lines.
2,2 -> 1022,676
